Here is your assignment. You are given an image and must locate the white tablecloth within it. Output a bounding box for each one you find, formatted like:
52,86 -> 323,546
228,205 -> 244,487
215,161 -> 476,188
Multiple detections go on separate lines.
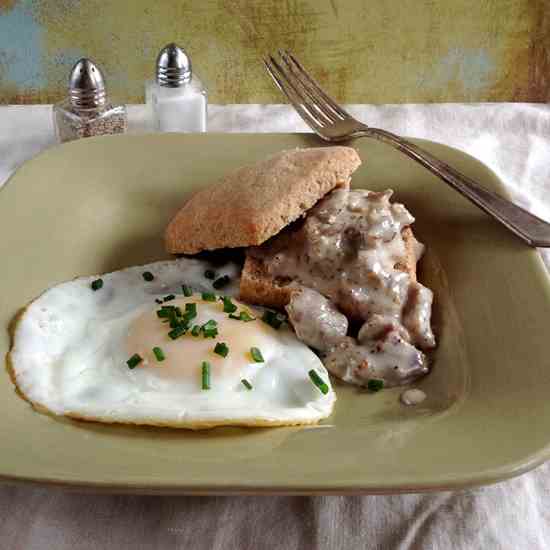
2,103 -> 550,549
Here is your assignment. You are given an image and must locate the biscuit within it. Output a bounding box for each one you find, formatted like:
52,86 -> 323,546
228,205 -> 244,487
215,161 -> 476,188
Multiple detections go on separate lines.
165,147 -> 361,254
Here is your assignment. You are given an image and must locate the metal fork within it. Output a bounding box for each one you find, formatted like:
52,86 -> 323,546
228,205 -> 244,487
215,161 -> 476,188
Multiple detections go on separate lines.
264,50 -> 550,247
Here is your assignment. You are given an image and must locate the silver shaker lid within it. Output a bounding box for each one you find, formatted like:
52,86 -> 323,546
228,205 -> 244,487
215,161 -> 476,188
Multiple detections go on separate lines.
68,58 -> 107,108
156,43 -> 192,87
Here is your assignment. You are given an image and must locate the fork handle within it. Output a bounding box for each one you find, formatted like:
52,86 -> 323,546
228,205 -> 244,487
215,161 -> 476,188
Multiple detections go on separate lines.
360,127 -> 550,247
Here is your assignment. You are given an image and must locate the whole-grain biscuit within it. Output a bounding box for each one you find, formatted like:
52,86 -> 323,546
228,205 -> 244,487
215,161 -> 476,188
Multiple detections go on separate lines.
165,146 -> 361,254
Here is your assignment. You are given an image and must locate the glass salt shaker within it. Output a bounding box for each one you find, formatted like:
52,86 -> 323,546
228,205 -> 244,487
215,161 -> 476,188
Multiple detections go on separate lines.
145,43 -> 207,133
53,58 -> 127,143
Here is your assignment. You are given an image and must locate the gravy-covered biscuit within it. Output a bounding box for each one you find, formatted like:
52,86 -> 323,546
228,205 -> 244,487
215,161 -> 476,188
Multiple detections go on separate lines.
240,226 -> 419,311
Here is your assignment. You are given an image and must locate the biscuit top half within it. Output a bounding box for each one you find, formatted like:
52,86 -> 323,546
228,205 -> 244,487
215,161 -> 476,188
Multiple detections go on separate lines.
165,146 -> 362,254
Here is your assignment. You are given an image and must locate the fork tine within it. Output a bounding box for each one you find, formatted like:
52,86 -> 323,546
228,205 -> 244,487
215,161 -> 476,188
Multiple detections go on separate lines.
266,55 -> 333,127
264,56 -> 327,131
264,58 -> 323,130
277,50 -> 341,124
283,50 -> 350,120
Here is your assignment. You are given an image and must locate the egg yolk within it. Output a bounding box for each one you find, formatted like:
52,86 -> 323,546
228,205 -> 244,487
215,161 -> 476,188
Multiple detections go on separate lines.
126,296 -> 277,383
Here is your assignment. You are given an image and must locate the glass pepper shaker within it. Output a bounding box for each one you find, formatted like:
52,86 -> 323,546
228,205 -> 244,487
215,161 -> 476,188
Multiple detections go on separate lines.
53,58 -> 127,143
145,43 -> 207,133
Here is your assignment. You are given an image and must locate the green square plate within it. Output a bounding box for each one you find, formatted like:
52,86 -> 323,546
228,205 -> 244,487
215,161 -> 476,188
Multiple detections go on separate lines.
2,133 -> 550,494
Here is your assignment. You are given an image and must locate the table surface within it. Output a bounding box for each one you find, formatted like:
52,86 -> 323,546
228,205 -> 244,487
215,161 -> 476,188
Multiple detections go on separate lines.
2,103 -> 550,550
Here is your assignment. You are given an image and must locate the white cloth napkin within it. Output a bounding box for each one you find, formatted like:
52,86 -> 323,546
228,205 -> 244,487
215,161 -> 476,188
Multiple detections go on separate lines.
2,103 -> 550,550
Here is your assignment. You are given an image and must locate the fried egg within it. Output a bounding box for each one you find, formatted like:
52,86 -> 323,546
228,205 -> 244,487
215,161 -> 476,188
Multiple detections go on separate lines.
8,258 -> 335,428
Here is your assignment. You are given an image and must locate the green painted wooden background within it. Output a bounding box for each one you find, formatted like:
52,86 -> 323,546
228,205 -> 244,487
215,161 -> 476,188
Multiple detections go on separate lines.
0,0 -> 548,104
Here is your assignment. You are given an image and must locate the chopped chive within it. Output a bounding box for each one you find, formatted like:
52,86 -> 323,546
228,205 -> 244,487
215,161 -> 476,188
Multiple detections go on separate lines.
163,294 -> 176,302
126,353 -> 143,369
142,271 -> 154,282
367,379 -> 384,392
228,310 -> 257,322
261,310 -> 285,329
91,278 -> 103,291
201,292 -> 216,302
157,306 -> 181,323
191,325 -> 200,336
204,269 -> 216,280
250,347 -> 264,363
308,369 -> 329,395
241,379 -> 253,390
213,275 -> 230,290
155,298 -> 163,304
220,296 -> 237,313
201,361 -> 211,390
201,319 -> 218,331
238,310 -> 255,322
201,319 -> 218,338
152,347 -> 165,362
185,303 -> 197,319
182,284 -> 193,297
170,317 -> 187,329
214,342 -> 229,358
168,325 -> 187,340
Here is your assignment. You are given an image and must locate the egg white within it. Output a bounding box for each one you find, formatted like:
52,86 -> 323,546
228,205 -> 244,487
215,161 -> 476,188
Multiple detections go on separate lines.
9,258 -> 335,429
